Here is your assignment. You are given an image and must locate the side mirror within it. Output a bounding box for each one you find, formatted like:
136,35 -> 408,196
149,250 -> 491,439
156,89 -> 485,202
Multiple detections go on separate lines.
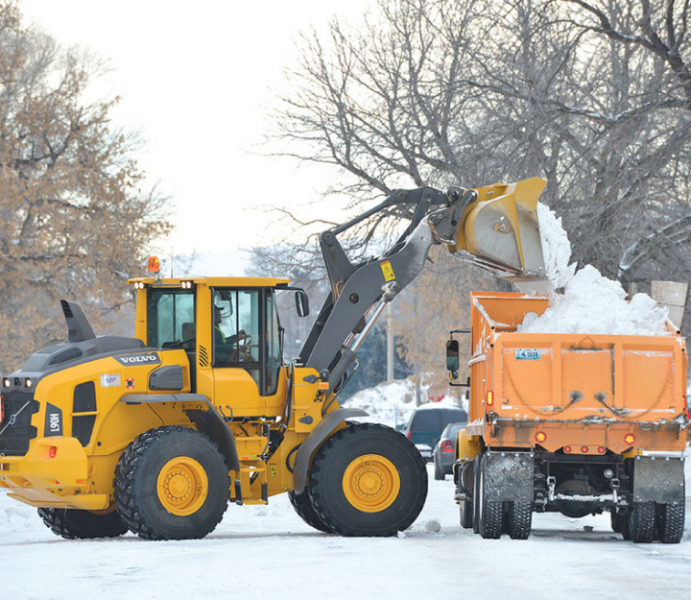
295,290 -> 310,317
446,339 -> 460,373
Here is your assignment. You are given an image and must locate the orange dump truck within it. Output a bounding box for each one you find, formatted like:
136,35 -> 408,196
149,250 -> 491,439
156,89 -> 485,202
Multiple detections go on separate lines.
446,291 -> 688,543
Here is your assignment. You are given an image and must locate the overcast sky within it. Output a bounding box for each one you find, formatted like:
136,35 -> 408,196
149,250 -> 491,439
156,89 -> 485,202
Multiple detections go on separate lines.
20,0 -> 373,274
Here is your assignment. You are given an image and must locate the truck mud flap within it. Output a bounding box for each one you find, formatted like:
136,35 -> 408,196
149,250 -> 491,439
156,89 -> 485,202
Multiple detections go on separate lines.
482,451 -> 534,502
632,456 -> 685,504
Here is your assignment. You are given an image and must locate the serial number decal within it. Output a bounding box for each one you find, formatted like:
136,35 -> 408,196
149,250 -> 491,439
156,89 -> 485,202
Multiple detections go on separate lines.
44,402 -> 63,436
381,260 -> 396,282
115,353 -> 161,366
515,349 -> 541,361
101,374 -> 122,387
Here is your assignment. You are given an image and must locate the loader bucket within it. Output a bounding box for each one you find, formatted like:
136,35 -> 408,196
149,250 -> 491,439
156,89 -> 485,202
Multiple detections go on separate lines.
444,177 -> 547,280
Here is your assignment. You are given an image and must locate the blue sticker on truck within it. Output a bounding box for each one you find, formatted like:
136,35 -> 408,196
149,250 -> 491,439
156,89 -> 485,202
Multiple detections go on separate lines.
515,349 -> 541,361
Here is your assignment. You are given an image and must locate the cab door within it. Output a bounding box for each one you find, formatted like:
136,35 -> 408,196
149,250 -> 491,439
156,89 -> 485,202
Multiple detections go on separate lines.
210,287 -> 286,417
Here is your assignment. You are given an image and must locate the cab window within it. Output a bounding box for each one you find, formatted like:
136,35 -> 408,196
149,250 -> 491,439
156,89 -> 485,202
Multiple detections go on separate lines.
147,290 -> 195,348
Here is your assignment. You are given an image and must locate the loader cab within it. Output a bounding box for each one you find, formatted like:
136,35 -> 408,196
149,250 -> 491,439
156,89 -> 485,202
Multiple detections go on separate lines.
131,276 -> 302,418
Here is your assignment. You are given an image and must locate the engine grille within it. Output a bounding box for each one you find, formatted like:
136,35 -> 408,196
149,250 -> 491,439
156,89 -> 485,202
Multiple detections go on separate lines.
0,390 -> 39,456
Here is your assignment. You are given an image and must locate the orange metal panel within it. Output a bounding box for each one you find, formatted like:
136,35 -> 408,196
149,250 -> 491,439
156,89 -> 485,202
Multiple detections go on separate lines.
468,291 -> 688,453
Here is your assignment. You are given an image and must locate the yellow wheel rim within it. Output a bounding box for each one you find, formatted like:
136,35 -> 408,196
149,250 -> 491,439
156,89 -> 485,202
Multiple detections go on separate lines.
342,454 -> 400,513
157,456 -> 209,516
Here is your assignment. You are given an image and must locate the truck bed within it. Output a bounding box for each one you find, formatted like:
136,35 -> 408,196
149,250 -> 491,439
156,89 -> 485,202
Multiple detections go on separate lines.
467,292 -> 688,454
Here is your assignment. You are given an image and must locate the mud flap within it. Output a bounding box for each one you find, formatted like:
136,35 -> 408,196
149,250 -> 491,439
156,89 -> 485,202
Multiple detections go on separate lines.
632,456 -> 685,504
482,451 -> 534,502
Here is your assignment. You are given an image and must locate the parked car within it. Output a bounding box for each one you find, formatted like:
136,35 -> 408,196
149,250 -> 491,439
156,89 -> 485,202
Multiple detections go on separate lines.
433,422 -> 466,480
404,405 -> 468,462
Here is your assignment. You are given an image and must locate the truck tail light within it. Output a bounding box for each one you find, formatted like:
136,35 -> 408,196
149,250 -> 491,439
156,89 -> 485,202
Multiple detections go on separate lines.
535,431 -> 547,443
407,430 -> 412,440
581,446 -> 589,453
440,440 -> 454,453
486,390 -> 494,407
48,446 -> 57,459
624,433 -> 635,446
564,445 -> 572,453
597,446 -> 606,454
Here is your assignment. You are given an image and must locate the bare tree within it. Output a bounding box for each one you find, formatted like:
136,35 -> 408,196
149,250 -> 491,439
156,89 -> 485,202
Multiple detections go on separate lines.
264,0 -> 691,384
0,3 -> 170,371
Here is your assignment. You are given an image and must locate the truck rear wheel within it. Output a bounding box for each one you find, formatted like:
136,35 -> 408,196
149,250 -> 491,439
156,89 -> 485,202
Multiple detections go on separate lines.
37,506 -> 128,539
308,423 -> 427,536
476,457 -> 503,539
115,426 -> 230,540
288,490 -> 334,533
507,502 -> 532,540
658,503 -> 684,544
460,499 -> 473,529
459,462 -> 474,529
628,501 -> 655,543
610,509 -> 623,533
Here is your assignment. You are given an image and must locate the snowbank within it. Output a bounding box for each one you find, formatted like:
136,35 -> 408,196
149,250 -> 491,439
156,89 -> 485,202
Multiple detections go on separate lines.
342,378 -> 463,428
522,206 -> 670,336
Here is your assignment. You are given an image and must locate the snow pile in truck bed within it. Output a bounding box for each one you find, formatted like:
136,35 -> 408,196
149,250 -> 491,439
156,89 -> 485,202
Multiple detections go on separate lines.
520,205 -> 671,336
519,264 -> 670,336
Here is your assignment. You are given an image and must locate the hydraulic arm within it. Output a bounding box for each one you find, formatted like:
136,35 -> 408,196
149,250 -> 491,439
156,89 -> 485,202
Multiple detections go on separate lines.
299,177 -> 548,396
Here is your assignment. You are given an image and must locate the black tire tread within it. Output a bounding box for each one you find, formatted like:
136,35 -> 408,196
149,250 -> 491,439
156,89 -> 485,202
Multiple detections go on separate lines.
309,422 -> 427,537
460,499 -> 473,529
288,490 -> 334,534
479,500 -> 503,539
37,507 -> 128,540
629,501 -> 656,543
659,503 -> 684,544
507,501 -> 532,540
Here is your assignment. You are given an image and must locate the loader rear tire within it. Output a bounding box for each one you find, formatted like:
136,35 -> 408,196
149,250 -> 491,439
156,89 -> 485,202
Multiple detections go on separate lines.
115,426 -> 230,540
288,490 -> 334,534
37,507 -> 128,540
628,501 -> 655,543
658,503 -> 684,544
309,423 -> 427,537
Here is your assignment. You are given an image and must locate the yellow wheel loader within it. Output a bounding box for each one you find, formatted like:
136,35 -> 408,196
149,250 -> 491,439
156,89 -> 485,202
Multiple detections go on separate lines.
0,178 -> 547,540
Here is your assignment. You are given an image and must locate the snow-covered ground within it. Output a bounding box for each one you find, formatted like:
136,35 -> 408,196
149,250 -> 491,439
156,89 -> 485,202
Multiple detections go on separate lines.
2,374 -> 690,600
2,461 -> 690,600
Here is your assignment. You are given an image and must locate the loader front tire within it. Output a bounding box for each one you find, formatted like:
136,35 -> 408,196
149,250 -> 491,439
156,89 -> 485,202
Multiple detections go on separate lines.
309,423 -> 427,536
288,490 -> 334,534
37,506 -> 128,540
115,426 -> 230,540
